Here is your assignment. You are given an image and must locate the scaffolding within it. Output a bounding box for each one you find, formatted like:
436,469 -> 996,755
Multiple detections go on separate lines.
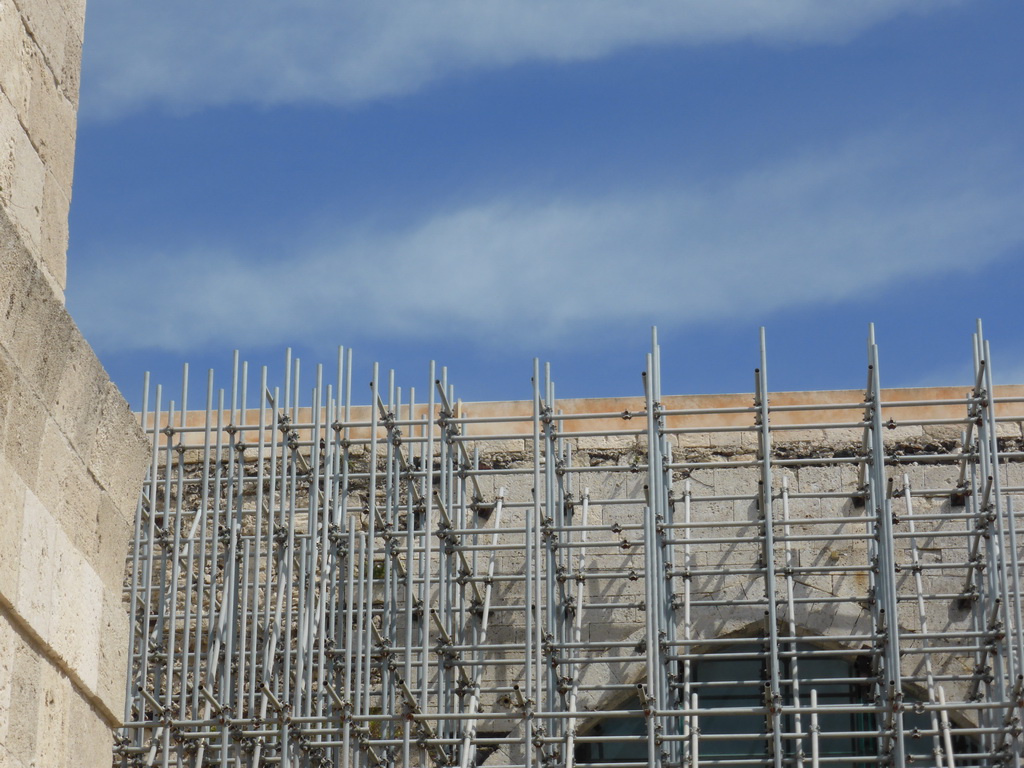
119,325 -> 1024,768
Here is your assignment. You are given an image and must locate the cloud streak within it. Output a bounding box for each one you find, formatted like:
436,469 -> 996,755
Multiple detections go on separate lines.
73,126 -> 1024,355
82,0 -> 964,118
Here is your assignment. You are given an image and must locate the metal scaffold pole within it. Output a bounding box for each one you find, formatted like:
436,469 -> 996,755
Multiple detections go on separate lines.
118,326 -> 1024,768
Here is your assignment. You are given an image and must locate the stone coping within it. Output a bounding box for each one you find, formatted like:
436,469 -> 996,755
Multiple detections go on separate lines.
143,385 -> 1024,446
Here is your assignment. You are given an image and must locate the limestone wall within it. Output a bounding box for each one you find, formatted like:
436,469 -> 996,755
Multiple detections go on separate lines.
0,0 -> 150,766
0,0 -> 82,301
122,383 -> 1024,765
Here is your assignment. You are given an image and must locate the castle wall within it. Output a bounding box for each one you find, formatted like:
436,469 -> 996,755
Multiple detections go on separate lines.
0,1 -> 150,766
0,0 -> 83,300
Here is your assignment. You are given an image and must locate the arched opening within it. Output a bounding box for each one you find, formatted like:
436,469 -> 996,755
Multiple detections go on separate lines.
693,642 -> 874,761
574,642 -> 975,765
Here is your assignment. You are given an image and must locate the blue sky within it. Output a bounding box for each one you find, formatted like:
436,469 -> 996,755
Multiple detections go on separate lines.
66,1 -> 1024,409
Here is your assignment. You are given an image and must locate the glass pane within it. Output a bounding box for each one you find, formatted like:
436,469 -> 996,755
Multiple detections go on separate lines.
694,645 -> 769,758
574,696 -> 647,764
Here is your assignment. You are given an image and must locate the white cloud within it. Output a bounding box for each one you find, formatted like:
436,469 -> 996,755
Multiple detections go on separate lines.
73,127 -> 1024,355
82,0 -> 964,118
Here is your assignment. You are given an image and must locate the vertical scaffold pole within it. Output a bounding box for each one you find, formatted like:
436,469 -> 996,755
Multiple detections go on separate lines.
866,325 -> 906,767
643,349 -> 661,768
756,328 -> 785,768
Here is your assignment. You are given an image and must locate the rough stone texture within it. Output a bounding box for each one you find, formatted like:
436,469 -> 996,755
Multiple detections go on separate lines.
0,212 -> 148,757
0,608 -> 115,768
0,0 -> 150,764
0,0 -> 84,299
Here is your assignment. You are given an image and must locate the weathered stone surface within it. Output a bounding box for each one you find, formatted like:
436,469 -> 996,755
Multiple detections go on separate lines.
2,622 -> 41,767
0,0 -> 84,298
0,5 -> 33,112
39,170 -> 70,288
11,0 -> 72,88
51,528 -> 104,694
0,612 -> 16,747
96,588 -> 130,721
0,1 -> 146,761
0,456 -> 25,599
30,658 -> 71,768
89,380 -> 151,513
22,30 -> 77,190
0,744 -> 28,768
66,692 -> 114,768
93,494 -> 132,594
14,488 -> 58,643
33,419 -> 99,552
0,107 -> 46,279
51,332 -> 110,458
2,265 -> 65,398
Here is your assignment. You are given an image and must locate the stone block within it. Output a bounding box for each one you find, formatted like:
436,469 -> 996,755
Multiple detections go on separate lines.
584,472 -> 645,506
88,380 -> 149,514
65,693 -> 112,768
908,466 -> 955,497
921,423 -> 963,443
720,466 -> 760,495
0,251 -> 35,360
590,572 -> 644,602
574,434 -> 638,452
797,465 -> 846,495
39,169 -> 69,291
0,612 -> 16,746
29,313 -> 75,413
687,497 -> 732,530
23,32 -> 77,188
711,429 -> 758,454
585,621 -> 642,645
2,264 -> 68,403
0,13 -> 32,116
94,493 -> 132,594
0,353 -> 14,451
56,26 -> 82,110
28,657 -> 71,768
15,488 -> 57,642
1,99 -> 45,257
882,425 -> 924,445
732,498 -> 758,522
0,744 -> 28,768
477,439 -> 528,455
488,471 -> 534,509
584,605 -> 639,626
33,418 -> 101,556
1001,462 -> 1024,486
4,633 -> 41,767
789,572 -> 833,599
51,529 -> 102,693
691,601 -> 765,640
774,465 -> 798,489
775,428 -> 827,446
50,332 -> 109,458
0,455 -> 26,599
992,420 -> 1022,439
95,585 -> 129,719
820,427 -> 862,451
9,0 -> 80,100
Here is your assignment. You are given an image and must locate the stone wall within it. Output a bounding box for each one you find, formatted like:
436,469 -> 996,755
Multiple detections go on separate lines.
0,0 -> 150,766
121,383 -> 1024,765
0,0 -> 82,300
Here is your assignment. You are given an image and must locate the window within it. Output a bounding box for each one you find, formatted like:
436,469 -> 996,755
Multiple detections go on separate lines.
575,643 -> 970,766
694,643 -> 872,761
